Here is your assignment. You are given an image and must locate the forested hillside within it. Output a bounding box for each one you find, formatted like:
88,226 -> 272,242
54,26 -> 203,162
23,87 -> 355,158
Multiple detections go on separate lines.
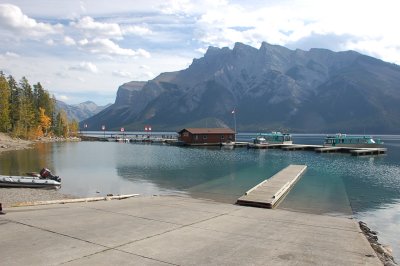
0,71 -> 78,139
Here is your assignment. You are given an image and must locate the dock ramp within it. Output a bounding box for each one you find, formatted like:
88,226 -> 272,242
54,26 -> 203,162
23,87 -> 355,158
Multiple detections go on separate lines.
236,165 -> 307,208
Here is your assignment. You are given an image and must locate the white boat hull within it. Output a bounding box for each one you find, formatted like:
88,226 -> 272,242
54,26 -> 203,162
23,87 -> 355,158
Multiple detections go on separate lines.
0,176 -> 61,189
247,143 -> 269,149
323,143 -> 383,148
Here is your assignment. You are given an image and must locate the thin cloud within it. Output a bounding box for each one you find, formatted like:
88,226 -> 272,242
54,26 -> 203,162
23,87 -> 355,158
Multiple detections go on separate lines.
79,38 -> 151,57
69,61 -> 99,73
4,51 -> 20,57
63,36 -> 76,46
112,70 -> 134,78
71,16 -> 122,39
121,25 -> 153,36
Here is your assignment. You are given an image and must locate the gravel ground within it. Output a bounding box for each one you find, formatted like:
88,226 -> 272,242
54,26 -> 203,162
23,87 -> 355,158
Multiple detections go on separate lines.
0,188 -> 77,208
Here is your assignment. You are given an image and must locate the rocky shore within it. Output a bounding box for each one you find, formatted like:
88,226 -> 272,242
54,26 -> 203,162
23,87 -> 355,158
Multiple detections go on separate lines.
359,221 -> 397,265
0,132 -> 80,153
0,132 -> 32,152
0,133 -> 79,208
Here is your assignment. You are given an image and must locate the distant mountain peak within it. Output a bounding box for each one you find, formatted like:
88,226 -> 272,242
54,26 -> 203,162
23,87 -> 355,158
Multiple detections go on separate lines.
82,42 -> 400,133
56,100 -> 110,122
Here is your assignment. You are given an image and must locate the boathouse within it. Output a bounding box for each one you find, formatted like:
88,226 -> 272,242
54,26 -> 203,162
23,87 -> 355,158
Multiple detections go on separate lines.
178,128 -> 235,145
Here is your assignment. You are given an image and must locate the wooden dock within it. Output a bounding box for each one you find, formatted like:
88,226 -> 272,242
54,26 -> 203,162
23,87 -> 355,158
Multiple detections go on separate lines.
281,144 -> 321,151
247,143 -> 387,156
314,146 -> 347,153
350,148 -> 387,156
236,165 -> 307,209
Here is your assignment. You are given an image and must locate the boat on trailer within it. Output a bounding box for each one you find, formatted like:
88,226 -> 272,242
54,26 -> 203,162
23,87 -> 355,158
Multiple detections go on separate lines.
0,168 -> 61,189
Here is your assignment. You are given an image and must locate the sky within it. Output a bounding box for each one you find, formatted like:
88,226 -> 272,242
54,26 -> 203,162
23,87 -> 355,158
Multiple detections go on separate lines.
0,0 -> 399,105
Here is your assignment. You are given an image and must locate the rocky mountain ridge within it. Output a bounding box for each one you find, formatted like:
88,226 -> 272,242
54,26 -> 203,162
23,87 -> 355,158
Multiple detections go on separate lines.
56,100 -> 110,122
82,42 -> 400,133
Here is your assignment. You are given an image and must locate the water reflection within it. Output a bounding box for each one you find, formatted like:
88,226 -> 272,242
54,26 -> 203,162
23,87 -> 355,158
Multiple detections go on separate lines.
0,143 -> 54,176
1,136 -> 400,260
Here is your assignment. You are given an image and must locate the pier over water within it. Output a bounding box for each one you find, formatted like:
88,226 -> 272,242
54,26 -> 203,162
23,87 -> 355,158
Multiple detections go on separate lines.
237,165 -> 308,208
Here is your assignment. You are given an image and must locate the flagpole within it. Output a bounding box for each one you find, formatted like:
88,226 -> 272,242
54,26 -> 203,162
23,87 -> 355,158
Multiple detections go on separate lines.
232,109 -> 237,135
234,112 -> 236,134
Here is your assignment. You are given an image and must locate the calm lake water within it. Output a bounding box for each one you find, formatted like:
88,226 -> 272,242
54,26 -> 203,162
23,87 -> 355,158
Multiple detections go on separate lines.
1,133 -> 399,259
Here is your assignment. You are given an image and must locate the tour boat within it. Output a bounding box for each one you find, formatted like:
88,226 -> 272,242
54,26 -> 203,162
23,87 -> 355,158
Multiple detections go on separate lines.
323,134 -> 384,148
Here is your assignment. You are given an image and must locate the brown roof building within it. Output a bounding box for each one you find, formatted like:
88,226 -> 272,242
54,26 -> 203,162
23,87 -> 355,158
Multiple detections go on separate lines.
177,128 -> 235,145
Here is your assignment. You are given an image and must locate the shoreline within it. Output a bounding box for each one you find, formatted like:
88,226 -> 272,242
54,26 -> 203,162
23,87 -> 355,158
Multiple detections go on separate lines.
0,132 -> 80,154
0,132 -> 397,264
0,188 -> 77,208
0,133 -> 80,207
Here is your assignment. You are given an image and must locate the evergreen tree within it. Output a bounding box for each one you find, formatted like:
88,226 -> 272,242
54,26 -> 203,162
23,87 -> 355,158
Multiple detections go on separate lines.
54,110 -> 68,137
0,72 -> 11,132
18,77 -> 36,138
69,119 -> 79,137
2,70 -> 74,139
7,75 -> 20,132
34,82 -> 54,118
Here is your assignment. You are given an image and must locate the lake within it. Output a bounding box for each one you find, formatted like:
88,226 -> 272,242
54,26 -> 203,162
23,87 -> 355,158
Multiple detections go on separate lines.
1,133 -> 399,260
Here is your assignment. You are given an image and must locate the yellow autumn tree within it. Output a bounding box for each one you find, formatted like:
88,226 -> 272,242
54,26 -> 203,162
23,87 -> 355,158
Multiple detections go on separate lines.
28,125 -> 44,139
39,107 -> 51,136
69,119 -> 79,137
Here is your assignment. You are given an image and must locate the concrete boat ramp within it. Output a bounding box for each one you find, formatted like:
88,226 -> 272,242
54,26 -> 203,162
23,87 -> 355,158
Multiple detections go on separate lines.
1,194 -> 381,265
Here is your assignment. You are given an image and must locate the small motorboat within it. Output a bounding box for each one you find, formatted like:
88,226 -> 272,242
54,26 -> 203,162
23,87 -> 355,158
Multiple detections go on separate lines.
247,136 -> 269,149
220,140 -> 235,149
0,168 -> 61,189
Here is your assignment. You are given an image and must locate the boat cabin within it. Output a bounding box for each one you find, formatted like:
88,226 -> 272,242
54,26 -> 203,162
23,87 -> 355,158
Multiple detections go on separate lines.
258,132 -> 293,144
324,134 -> 383,147
253,136 -> 268,144
178,128 -> 235,145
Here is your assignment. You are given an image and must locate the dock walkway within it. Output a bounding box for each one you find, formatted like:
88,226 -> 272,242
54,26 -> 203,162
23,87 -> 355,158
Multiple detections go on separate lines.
245,143 -> 387,156
236,165 -> 307,208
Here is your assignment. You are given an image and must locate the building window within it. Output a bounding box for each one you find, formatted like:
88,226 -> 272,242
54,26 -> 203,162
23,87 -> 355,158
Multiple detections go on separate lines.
203,135 -> 207,140
221,135 -> 224,140
195,135 -> 198,140
183,132 -> 189,137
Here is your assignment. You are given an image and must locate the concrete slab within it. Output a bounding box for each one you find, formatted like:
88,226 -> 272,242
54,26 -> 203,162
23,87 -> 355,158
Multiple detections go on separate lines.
0,195 -> 381,266
0,219 -> 105,266
62,249 -> 172,266
6,204 -> 181,248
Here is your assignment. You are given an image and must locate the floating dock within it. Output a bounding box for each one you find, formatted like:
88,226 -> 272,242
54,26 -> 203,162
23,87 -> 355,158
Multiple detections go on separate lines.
281,144 -> 321,151
80,135 -> 387,156
350,148 -> 387,156
236,164 -> 307,208
245,143 -> 387,156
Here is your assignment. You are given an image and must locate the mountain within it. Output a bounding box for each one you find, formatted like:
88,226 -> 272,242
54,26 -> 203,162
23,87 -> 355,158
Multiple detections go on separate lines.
56,100 -> 111,122
82,42 -> 400,133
